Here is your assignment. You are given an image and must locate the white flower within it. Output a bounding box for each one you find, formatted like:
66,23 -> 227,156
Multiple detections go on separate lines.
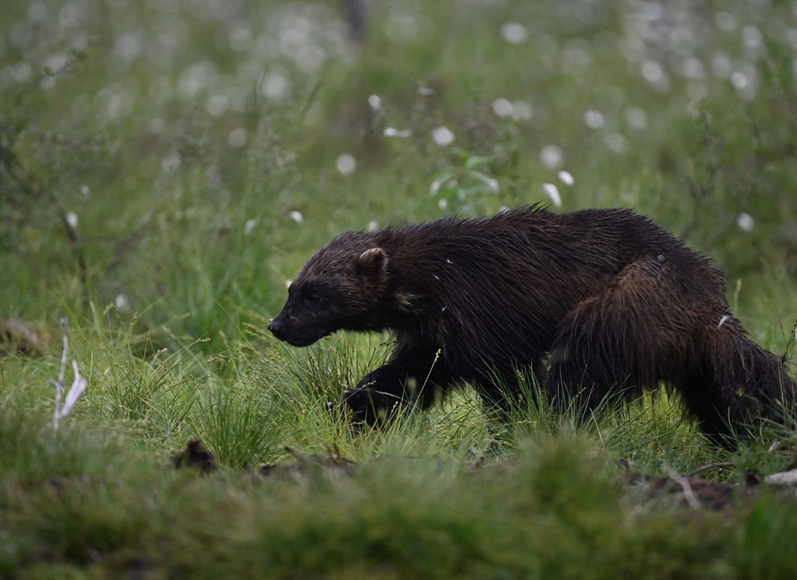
542,183 -> 562,207
367,220 -> 378,231
244,219 -> 257,236
114,294 -> 130,310
368,94 -> 382,110
336,153 -> 356,176
431,126 -> 454,147
289,210 -> 304,224
438,198 -> 448,210
65,212 -> 78,229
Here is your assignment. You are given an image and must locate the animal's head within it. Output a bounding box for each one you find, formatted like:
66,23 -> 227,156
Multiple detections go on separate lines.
268,233 -> 393,347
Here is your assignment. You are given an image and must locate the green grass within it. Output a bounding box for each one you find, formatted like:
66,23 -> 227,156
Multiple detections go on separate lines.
2,0 -> 797,577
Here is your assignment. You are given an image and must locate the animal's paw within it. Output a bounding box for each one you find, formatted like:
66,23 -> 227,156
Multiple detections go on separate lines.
336,387 -> 404,426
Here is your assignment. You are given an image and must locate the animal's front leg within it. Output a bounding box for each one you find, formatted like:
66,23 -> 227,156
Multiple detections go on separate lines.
341,364 -> 411,425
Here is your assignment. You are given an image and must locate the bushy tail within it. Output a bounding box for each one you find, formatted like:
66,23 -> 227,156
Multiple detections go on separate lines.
689,315 -> 796,441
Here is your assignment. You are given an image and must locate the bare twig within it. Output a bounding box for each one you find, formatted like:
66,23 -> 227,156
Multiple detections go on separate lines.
663,465 -> 702,510
687,462 -> 734,478
49,318 -> 88,430
765,469 -> 797,487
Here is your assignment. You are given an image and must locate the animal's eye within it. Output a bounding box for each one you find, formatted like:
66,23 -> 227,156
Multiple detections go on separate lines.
303,288 -> 322,303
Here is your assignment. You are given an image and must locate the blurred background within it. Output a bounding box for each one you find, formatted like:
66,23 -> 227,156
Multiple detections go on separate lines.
2,0 -> 796,353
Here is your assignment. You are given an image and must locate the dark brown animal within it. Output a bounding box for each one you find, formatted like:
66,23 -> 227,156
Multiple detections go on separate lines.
269,206 -> 795,441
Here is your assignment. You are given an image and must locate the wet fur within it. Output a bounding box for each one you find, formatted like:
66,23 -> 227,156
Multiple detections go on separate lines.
269,205 -> 796,441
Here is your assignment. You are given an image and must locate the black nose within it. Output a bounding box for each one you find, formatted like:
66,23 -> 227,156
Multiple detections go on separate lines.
268,320 -> 283,339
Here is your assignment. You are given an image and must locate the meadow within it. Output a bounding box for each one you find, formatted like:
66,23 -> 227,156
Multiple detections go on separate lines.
2,1 -> 797,577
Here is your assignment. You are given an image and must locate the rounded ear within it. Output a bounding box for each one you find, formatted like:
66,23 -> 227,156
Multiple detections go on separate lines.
355,247 -> 388,275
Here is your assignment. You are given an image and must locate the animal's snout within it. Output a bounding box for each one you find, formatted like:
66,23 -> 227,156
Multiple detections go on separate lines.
268,319 -> 284,340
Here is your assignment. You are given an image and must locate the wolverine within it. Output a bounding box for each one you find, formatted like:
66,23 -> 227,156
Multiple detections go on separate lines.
269,205 -> 795,441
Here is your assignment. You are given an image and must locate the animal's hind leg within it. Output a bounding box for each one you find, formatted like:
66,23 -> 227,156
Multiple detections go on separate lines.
680,308 -> 796,443
545,259 -> 688,420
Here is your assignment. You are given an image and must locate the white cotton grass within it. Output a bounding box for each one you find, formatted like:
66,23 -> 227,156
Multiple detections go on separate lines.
207,94 -> 228,116
244,219 -> 257,236
491,98 -> 532,121
492,98 -> 514,117
383,127 -> 411,138
336,153 -> 357,175
368,94 -> 382,110
431,126 -> 455,147
542,183 -> 562,207
114,293 -> 130,311
736,212 -> 755,232
261,71 -> 290,101
161,151 -> 181,172
641,60 -> 670,92
715,11 -> 737,32
605,133 -> 628,155
557,171 -> 574,186
229,26 -> 252,52
429,176 -> 448,195
711,52 -> 733,79
289,210 -> 304,224
227,127 -> 247,148
65,212 -> 78,229
540,145 -> 564,170
500,22 -> 528,45
625,107 -> 648,130
583,109 -> 605,129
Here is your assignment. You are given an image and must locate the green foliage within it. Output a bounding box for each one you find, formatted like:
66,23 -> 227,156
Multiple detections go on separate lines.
1,1 -> 796,578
